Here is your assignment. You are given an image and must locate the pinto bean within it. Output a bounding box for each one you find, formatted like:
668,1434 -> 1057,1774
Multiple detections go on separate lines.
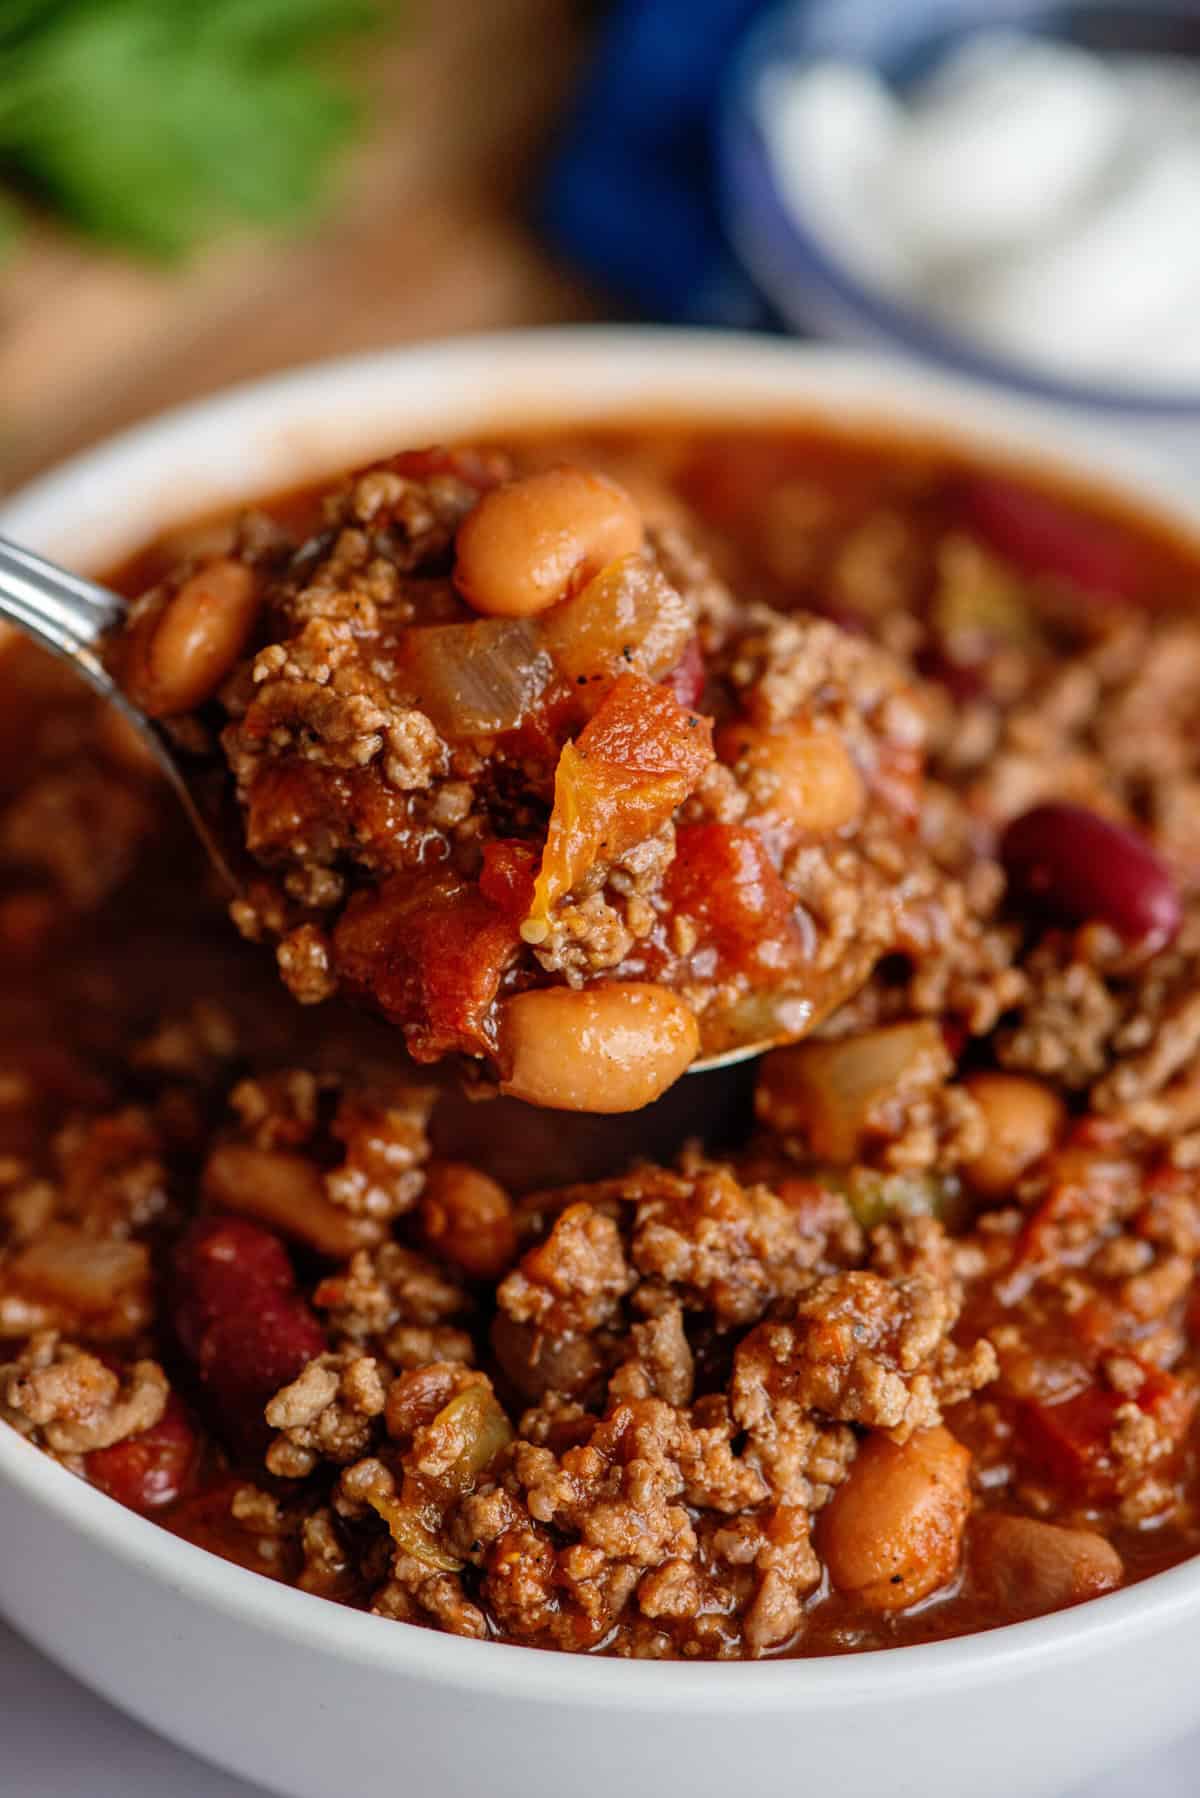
1000,802 -> 1181,947
717,717 -> 865,837
202,1143 -> 384,1260
128,557 -> 261,717
962,1073 -> 1066,1199
819,1426 -> 972,1613
490,1312 -> 602,1403
970,1513 -> 1123,1616
420,1161 -> 518,1280
454,468 -> 644,618
497,982 -> 699,1113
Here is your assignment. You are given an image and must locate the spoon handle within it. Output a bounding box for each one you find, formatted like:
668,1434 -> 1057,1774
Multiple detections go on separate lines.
0,534 -> 241,892
0,534 -> 125,695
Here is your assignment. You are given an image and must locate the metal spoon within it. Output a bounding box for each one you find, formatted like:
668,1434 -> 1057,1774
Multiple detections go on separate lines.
0,533 -> 845,1076
0,533 -> 241,888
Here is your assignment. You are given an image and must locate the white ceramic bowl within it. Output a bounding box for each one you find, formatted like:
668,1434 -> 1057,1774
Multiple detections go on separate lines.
2,329 -> 1199,1798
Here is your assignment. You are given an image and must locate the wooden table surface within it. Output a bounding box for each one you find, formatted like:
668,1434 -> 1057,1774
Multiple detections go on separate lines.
0,0 -> 602,495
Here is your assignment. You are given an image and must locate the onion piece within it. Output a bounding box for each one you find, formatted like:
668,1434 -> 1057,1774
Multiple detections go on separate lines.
432,1385 -> 514,1493
403,618 -> 552,738
539,554 -> 694,697
367,1492 -> 465,1572
756,1020 -> 947,1163
8,1225 -> 149,1317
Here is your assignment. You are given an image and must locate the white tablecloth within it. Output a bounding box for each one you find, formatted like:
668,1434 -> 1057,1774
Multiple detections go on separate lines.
1,1613 -> 1195,1798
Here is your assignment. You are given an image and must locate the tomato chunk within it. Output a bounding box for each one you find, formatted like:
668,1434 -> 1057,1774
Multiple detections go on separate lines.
86,1391 -> 200,1512
664,821 -> 807,983
334,871 -> 521,1059
1021,1363 -> 1196,1501
525,674 -> 713,934
478,839 -> 539,918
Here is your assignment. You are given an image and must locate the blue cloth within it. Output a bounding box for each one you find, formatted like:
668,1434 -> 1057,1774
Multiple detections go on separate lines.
539,0 -> 779,327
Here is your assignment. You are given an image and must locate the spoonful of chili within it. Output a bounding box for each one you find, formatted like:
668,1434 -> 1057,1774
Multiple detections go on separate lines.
0,450 -> 927,1111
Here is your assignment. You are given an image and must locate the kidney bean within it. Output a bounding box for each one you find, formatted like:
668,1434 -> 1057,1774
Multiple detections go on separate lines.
1000,802 -> 1181,947
135,558 -> 263,717
420,1161 -> 517,1281
716,718 -> 864,838
916,643 -> 986,703
171,1215 -> 326,1453
662,636 -> 706,710
959,475 -> 1144,601
85,1391 -> 200,1512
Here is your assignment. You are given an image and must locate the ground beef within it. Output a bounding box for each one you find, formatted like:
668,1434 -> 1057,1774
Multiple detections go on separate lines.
0,1332 -> 167,1454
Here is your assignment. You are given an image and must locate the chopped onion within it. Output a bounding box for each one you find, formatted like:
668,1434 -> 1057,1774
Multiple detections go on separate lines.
539,554 -> 694,694
368,1492 -> 465,1572
404,618 -> 552,738
9,1224 -> 148,1314
756,1020 -> 946,1163
435,1385 -> 514,1492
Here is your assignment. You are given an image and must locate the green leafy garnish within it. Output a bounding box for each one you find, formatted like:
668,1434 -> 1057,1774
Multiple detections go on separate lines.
0,0 -> 392,258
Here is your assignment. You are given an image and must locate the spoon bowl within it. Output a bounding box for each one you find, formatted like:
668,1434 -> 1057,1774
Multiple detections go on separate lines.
0,532 -> 791,1080
0,534 -> 244,891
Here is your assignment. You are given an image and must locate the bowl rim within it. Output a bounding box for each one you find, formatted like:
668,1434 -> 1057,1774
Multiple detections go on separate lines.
719,0 -> 1200,417
3,323 -> 1200,1708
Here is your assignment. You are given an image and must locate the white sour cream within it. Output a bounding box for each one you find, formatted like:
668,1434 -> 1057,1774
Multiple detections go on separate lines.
757,33 -> 1200,391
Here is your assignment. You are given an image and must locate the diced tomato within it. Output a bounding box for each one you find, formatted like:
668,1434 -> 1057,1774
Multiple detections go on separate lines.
1021,1363 -> 1196,1501
85,1392 -> 200,1512
1003,1138 -> 1141,1296
575,671 -> 712,782
478,839 -> 539,919
334,871 -> 520,1059
244,763 -> 409,867
772,1175 -> 855,1237
664,821 -> 807,984
662,637 -> 706,710
959,475 -> 1144,601
1068,1295 -> 1131,1360
526,674 -> 714,931
172,1215 -> 326,1455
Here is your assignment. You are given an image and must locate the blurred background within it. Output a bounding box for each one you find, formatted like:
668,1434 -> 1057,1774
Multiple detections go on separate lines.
4,0 -> 1200,495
